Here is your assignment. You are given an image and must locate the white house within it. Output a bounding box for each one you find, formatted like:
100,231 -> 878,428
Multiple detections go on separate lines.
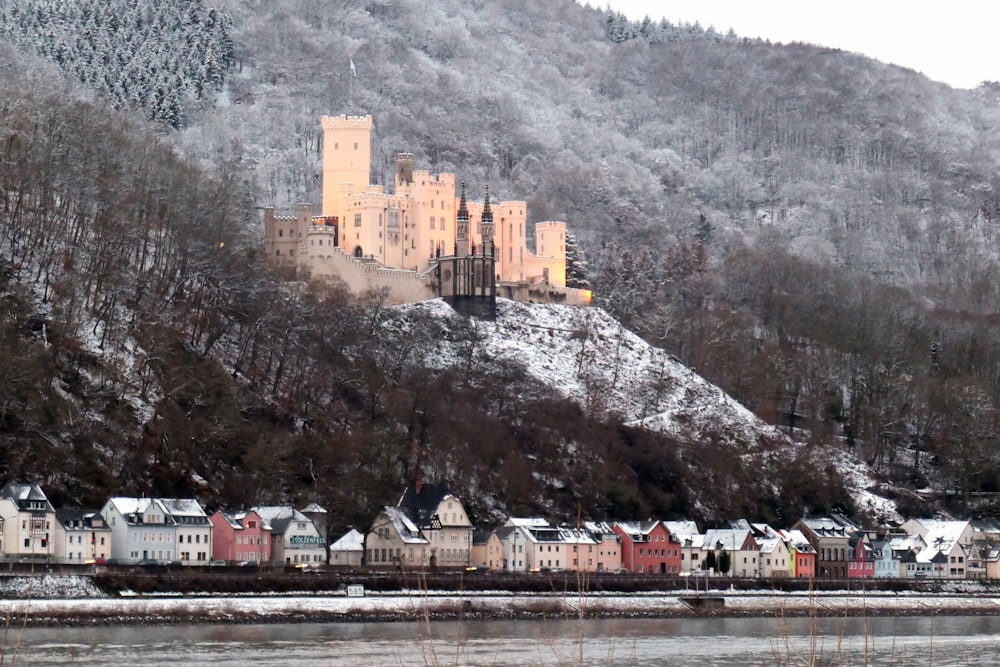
53,509 -> 111,564
101,497 -> 178,563
255,506 -> 327,565
0,483 -> 56,561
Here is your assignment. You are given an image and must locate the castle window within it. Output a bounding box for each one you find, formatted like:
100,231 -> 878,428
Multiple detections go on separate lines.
431,200 -> 434,209
276,250 -> 281,256
278,229 -> 283,237
354,214 -> 362,227
430,218 -> 435,230
334,143 -> 338,149
354,142 -> 358,149
440,217 -> 445,230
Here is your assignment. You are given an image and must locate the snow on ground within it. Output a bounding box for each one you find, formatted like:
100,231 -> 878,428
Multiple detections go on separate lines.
834,454 -> 903,524
399,298 -> 903,518
400,298 -> 781,446
0,574 -> 105,599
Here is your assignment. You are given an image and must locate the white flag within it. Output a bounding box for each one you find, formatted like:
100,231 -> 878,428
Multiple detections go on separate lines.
350,58 -> 357,78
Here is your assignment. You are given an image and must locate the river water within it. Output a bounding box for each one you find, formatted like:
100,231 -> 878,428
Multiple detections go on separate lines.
5,616 -> 1000,666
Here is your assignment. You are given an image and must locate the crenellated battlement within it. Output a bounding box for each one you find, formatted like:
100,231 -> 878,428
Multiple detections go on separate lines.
321,114 -> 373,130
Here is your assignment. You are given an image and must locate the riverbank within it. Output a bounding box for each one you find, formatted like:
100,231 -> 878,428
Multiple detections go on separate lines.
5,587 -> 1000,626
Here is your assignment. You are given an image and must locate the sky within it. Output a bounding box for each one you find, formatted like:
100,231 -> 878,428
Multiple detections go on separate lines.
599,1 -> 998,89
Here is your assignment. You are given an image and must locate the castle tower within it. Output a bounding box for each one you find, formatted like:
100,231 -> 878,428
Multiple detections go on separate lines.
321,114 -> 373,220
456,181 -> 470,258
480,185 -> 495,259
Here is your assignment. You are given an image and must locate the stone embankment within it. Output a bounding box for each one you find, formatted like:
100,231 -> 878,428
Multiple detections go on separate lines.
2,575 -> 1000,626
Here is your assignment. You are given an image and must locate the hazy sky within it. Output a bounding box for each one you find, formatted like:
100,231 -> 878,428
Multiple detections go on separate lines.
599,1 -> 998,89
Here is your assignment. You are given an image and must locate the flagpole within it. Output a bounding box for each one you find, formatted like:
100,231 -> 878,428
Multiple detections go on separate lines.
348,58 -> 352,114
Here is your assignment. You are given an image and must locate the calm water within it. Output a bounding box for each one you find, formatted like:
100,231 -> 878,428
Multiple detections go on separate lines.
5,616 -> 1000,666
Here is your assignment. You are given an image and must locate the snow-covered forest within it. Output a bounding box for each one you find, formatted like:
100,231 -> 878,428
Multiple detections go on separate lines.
2,0 -> 1000,532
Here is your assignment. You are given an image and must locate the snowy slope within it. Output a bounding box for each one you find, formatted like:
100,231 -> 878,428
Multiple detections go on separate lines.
397,298 -> 900,522
399,298 -> 783,446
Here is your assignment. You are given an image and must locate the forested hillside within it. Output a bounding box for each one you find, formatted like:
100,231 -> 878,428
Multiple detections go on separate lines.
3,0 -> 1000,529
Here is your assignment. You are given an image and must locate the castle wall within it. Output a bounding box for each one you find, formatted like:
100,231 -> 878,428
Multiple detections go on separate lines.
266,113 -> 583,309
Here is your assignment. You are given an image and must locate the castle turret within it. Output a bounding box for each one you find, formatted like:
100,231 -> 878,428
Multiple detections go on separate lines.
480,185 -> 495,258
396,152 -> 414,186
456,181 -> 470,258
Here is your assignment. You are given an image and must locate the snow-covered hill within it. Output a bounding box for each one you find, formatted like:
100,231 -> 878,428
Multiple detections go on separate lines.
398,298 -> 901,522
401,298 -> 782,444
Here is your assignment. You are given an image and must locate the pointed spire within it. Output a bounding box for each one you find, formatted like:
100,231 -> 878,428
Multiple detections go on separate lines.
458,182 -> 469,222
482,184 -> 493,223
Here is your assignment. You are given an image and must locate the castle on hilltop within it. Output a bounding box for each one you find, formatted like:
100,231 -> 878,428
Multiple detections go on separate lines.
263,114 -> 591,311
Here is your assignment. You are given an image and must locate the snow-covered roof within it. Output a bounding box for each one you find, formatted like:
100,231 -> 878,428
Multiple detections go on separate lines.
253,506 -> 311,534
159,498 -> 207,518
702,528 -> 751,551
662,520 -> 700,539
330,528 -> 364,552
506,517 -> 551,528
379,506 -> 428,544
613,520 -> 662,538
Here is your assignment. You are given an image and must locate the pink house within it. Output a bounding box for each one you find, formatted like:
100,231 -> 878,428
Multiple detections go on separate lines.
613,521 -> 681,574
209,510 -> 271,565
847,533 -> 875,578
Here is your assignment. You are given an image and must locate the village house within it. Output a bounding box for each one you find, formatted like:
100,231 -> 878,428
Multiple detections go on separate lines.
366,505 -> 429,568
793,515 -> 859,577
663,520 -> 702,574
471,528 -> 504,571
613,521 -> 681,574
847,532 -> 875,578
161,498 -> 212,565
752,524 -> 791,578
53,509 -> 111,564
209,509 -> 271,565
101,497 -> 178,564
702,525 -> 758,577
873,534 -> 924,578
582,521 -> 623,573
254,506 -> 326,566
779,529 -> 816,578
328,528 -> 364,567
396,483 -> 473,569
0,483 -> 56,562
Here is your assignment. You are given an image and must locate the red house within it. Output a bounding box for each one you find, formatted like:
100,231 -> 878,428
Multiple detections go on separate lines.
847,533 -> 875,578
612,521 -> 681,574
209,509 -> 271,565
780,529 -> 817,578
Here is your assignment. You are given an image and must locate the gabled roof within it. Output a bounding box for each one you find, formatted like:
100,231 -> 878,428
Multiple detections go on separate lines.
662,520 -> 700,539
778,529 -> 816,554
330,528 -> 364,552
106,497 -> 172,525
703,528 -> 752,551
159,498 -> 207,519
0,483 -> 54,512
378,506 -> 428,544
398,483 -> 462,529
613,520 -> 663,541
55,509 -> 108,530
253,506 -> 313,535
